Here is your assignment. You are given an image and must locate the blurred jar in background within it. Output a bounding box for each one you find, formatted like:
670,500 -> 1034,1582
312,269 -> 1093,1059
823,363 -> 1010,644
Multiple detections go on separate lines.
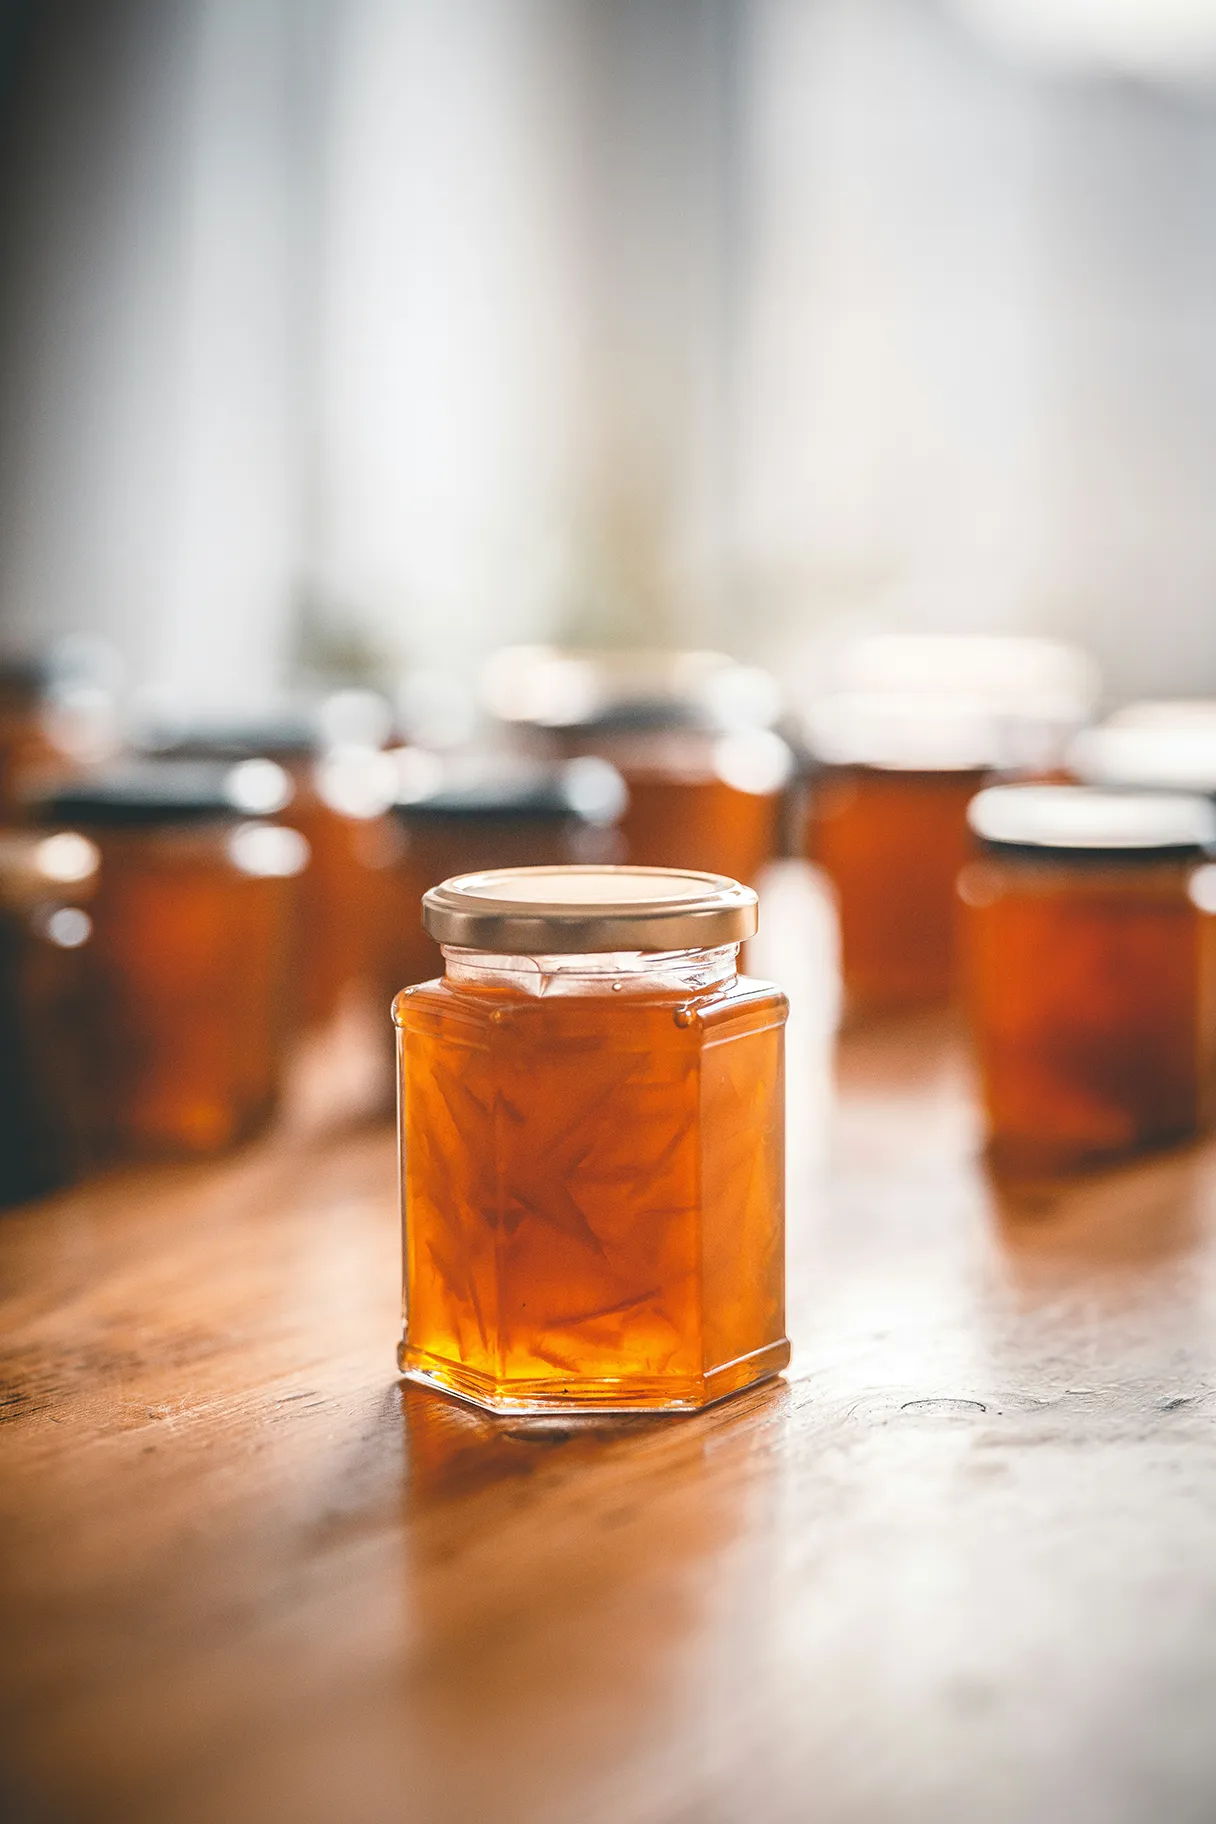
0,642 -> 124,815
961,785 -> 1216,1173
797,635 -> 1099,1016
139,694 -> 396,1029
481,646 -> 791,886
377,753 -> 627,1005
0,829 -> 99,1205
569,727 -> 792,886
304,691 -> 400,1026
34,762 -> 308,1157
395,668 -> 478,753
0,660 -> 56,815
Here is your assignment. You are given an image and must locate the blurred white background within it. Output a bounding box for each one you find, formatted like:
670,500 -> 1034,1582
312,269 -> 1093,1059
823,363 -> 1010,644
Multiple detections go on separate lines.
1,0 -> 1214,711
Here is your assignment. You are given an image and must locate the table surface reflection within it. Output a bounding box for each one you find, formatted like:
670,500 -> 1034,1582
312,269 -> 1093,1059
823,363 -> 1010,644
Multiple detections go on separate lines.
3,869 -> 1216,1824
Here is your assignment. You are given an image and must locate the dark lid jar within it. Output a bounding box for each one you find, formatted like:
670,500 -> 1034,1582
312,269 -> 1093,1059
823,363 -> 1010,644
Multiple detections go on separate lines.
481,646 -> 790,886
377,756 -> 626,999
481,645 -> 780,735
141,715 -> 400,1031
394,864 -> 789,1412
565,726 -> 792,887
31,761 -> 308,1157
0,829 -> 99,1204
960,784 -> 1216,1172
135,714 -> 317,766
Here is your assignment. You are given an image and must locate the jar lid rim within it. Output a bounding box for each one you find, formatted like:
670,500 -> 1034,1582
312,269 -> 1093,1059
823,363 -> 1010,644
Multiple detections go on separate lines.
969,784 -> 1216,857
1068,723 -> 1216,794
422,864 -> 757,953
29,758 -> 293,825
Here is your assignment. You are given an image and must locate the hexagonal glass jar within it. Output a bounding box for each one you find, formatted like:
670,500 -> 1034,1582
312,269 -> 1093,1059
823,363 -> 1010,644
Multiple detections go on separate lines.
394,865 -> 789,1413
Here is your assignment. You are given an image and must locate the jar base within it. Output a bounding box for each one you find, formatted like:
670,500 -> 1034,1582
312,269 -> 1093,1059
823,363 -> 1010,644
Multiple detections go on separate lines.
397,1337 -> 791,1415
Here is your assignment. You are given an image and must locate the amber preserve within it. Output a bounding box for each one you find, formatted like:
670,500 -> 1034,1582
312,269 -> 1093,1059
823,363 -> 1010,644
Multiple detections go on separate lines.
963,785 -> 1216,1173
394,865 -> 789,1413
34,763 -> 309,1158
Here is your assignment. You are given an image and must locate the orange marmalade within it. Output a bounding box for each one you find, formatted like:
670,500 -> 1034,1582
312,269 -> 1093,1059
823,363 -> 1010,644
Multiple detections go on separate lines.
963,785 -> 1216,1172
797,637 -> 1099,1015
393,866 -> 789,1412
38,764 -> 308,1157
805,764 -> 986,1013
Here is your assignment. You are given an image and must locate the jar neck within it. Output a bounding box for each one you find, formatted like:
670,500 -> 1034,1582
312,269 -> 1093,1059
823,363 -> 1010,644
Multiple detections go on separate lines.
441,943 -> 739,997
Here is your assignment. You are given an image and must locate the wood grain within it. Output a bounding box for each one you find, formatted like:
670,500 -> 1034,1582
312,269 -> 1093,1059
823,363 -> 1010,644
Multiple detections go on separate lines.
3,876 -> 1216,1823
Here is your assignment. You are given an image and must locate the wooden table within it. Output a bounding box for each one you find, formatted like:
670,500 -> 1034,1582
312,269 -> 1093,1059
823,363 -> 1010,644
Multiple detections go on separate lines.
4,872 -> 1216,1823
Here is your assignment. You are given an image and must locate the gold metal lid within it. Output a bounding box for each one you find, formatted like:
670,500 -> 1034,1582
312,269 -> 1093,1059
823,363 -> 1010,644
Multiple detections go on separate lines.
422,864 -> 758,954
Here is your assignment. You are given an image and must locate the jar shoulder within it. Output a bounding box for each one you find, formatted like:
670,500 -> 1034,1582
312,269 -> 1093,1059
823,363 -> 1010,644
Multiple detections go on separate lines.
688,975 -> 787,1040
392,971 -> 787,1035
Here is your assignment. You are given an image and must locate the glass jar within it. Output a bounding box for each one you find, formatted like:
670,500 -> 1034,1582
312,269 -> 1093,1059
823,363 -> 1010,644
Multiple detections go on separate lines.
798,636 -> 1099,1016
393,865 -> 789,1412
137,715 -> 390,1030
37,762 -> 309,1157
296,742 -> 399,1028
378,758 -> 626,1003
480,647 -> 791,886
555,727 -> 791,888
961,785 -> 1216,1172
804,758 -> 991,1012
0,829 -> 99,1204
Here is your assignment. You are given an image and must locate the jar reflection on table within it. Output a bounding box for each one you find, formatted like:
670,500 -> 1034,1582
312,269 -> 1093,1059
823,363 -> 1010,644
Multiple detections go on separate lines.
961,785 -> 1216,1173
480,647 -> 791,887
377,755 -> 626,1003
796,635 -> 1100,1017
395,865 -> 789,1413
35,763 -> 309,1158
0,829 -> 99,1205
